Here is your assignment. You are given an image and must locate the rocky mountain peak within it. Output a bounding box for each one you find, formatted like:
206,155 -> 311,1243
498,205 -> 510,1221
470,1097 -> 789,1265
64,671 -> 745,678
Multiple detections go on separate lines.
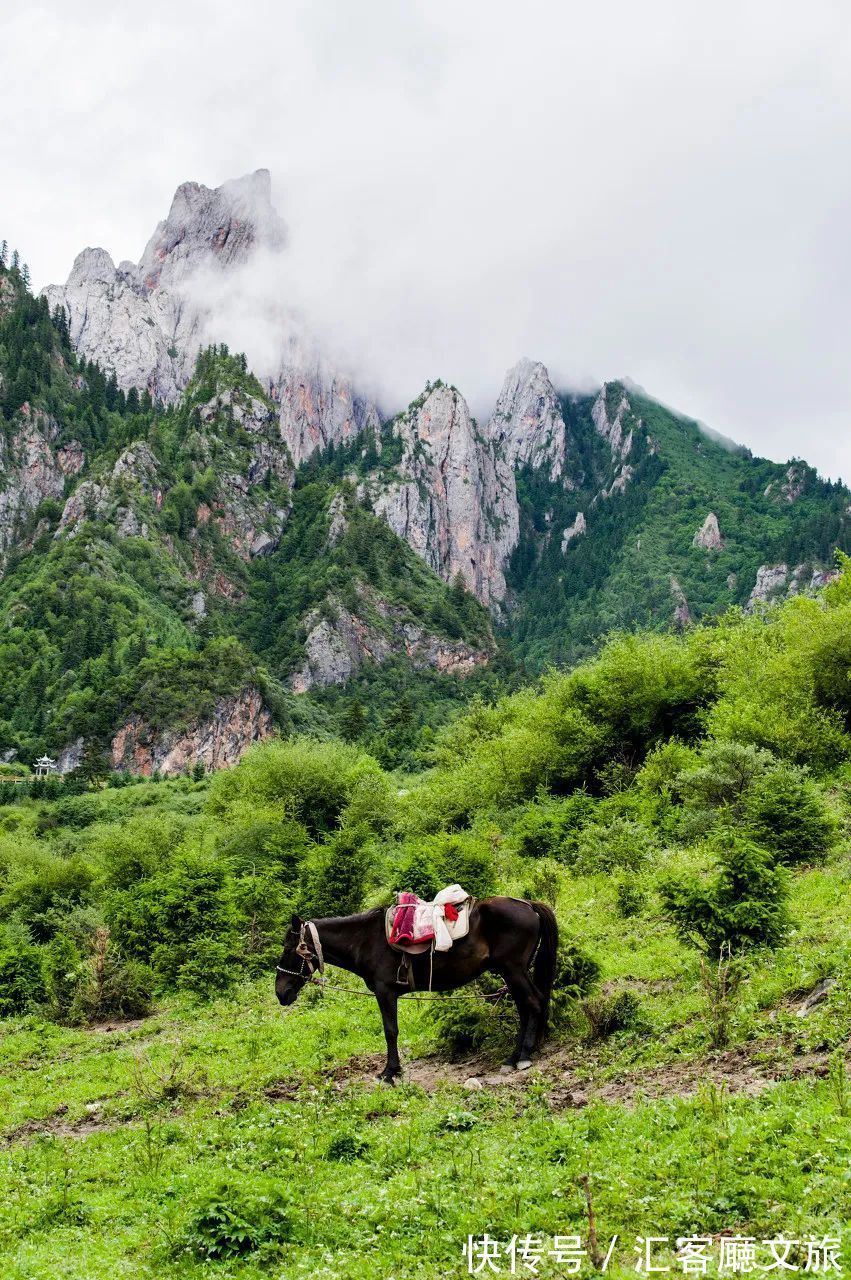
43,169 -> 379,460
373,383 -> 518,607
137,168 -> 285,292
487,358 -> 566,481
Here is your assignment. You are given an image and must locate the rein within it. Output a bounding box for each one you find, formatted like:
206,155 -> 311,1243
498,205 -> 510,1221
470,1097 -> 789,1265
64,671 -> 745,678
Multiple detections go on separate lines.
282,967 -> 509,1005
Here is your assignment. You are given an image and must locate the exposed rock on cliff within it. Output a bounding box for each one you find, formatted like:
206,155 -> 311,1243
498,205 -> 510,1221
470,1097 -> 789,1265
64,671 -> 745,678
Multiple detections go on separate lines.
269,346 -> 381,466
670,576 -> 692,627
745,562 -> 840,611
561,511 -> 586,552
290,590 -> 491,692
110,687 -> 271,776
0,408 -> 78,564
44,170 -> 380,463
373,385 -> 519,606
592,384 -> 633,460
487,359 -> 566,481
693,512 -> 723,550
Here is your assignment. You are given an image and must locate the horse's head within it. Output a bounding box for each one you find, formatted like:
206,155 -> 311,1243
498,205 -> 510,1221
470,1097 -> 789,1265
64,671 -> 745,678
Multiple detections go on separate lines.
275,914 -> 315,1006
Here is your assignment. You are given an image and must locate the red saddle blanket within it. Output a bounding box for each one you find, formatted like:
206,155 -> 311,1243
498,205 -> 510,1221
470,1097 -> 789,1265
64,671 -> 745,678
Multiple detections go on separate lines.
389,891 -> 459,947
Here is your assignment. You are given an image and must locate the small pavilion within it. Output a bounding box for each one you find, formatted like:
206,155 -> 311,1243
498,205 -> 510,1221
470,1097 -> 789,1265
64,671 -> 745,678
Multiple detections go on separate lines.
34,755 -> 57,778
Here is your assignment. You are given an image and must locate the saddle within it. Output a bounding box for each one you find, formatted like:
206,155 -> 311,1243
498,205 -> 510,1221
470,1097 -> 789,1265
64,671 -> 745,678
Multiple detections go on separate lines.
385,884 -> 472,955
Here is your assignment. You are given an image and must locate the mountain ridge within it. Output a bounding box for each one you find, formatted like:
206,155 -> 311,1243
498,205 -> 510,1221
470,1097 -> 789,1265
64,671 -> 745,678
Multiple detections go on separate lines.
0,175 -> 847,772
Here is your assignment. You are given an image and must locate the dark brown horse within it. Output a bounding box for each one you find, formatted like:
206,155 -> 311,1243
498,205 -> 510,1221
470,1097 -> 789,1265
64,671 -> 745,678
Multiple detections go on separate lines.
275,898 -> 558,1083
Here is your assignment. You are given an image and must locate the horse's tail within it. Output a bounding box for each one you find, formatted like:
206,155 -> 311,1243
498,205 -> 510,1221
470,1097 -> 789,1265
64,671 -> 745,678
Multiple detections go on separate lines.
530,902 -> 559,1047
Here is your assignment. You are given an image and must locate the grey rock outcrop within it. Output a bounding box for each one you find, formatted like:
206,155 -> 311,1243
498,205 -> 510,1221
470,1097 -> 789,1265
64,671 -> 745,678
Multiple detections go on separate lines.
747,562 -> 842,611
693,512 -> 723,550
487,358 -> 566,481
44,170 -> 380,463
592,384 -> 633,460
746,564 -> 790,609
561,512 -> 586,552
290,591 -> 490,692
670,576 -> 692,628
268,344 -> 381,466
0,407 -> 79,565
372,385 -> 519,606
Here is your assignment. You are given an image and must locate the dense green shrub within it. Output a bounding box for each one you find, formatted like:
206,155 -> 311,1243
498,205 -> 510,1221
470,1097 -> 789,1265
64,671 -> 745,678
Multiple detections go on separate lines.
106,853 -> 239,989
661,835 -> 789,954
299,824 -> 370,918
615,875 -> 647,918
512,793 -> 595,860
392,833 -> 497,902
0,923 -> 43,1015
744,767 -> 839,864
573,816 -> 655,874
0,854 -> 94,941
208,739 -> 391,839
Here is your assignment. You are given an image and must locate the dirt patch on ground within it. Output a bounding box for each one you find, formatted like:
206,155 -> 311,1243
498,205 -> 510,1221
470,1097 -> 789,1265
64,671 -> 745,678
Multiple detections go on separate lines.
325,1040 -> 838,1107
3,1101 -> 121,1146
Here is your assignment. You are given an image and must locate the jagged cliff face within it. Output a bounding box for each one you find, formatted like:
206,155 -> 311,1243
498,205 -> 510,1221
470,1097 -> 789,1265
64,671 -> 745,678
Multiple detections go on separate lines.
290,588 -> 490,692
373,385 -> 519,607
269,340 -> 380,466
487,358 -> 567,481
0,405 -> 84,564
110,687 -> 272,777
43,170 -> 380,463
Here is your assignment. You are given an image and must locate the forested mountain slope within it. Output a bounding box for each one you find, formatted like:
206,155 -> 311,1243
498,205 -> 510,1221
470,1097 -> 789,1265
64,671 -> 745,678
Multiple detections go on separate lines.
2,191 -> 850,774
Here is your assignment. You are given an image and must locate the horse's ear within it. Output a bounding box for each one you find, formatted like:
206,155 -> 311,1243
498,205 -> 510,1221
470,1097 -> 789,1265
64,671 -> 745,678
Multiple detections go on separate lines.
290,913 -> 302,928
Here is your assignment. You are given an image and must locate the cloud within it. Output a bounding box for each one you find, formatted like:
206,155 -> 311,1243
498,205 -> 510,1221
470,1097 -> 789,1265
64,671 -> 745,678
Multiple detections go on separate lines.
4,0 -> 851,476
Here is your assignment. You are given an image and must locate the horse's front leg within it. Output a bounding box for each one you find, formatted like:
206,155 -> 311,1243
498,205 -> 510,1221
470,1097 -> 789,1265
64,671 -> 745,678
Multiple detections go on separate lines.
375,985 -> 401,1084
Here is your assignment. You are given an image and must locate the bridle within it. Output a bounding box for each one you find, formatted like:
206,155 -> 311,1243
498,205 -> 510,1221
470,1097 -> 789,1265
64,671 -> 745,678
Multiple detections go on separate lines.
276,921 -> 324,980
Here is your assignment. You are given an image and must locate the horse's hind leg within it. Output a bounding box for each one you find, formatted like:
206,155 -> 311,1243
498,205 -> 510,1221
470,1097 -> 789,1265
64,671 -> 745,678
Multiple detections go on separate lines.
500,966 -> 543,1072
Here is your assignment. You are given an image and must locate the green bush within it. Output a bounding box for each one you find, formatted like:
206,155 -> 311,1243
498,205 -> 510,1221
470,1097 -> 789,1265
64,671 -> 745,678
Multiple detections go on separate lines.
42,927 -> 154,1024
615,875 -> 647,918
208,739 -> 390,839
0,923 -> 43,1015
744,767 -> 838,864
0,854 -> 95,941
582,990 -> 642,1040
172,936 -> 235,996
106,853 -> 239,990
661,835 -> 789,955
573,816 -> 655,874
392,832 -> 497,902
178,1177 -> 292,1261
299,824 -> 370,918
512,793 -> 595,860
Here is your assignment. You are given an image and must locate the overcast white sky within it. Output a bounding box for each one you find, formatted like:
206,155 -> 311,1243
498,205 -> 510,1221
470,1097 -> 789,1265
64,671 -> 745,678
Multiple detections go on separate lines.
3,0 -> 851,477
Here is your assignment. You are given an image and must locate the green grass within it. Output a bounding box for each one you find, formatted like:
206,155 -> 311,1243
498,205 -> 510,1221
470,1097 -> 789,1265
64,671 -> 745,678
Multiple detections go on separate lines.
0,841 -> 849,1277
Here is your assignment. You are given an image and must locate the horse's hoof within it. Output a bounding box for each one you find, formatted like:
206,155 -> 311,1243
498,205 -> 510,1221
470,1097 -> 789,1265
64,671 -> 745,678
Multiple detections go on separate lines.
516,1059 -> 533,1072
377,1073 -> 398,1086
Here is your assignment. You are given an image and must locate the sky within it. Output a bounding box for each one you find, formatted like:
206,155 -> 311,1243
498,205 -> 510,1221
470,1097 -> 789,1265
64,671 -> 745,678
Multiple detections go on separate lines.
3,0 -> 851,477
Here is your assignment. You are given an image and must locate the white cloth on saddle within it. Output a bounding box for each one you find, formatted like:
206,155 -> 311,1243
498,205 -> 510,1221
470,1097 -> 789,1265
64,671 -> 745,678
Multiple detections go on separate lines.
416,884 -> 470,951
